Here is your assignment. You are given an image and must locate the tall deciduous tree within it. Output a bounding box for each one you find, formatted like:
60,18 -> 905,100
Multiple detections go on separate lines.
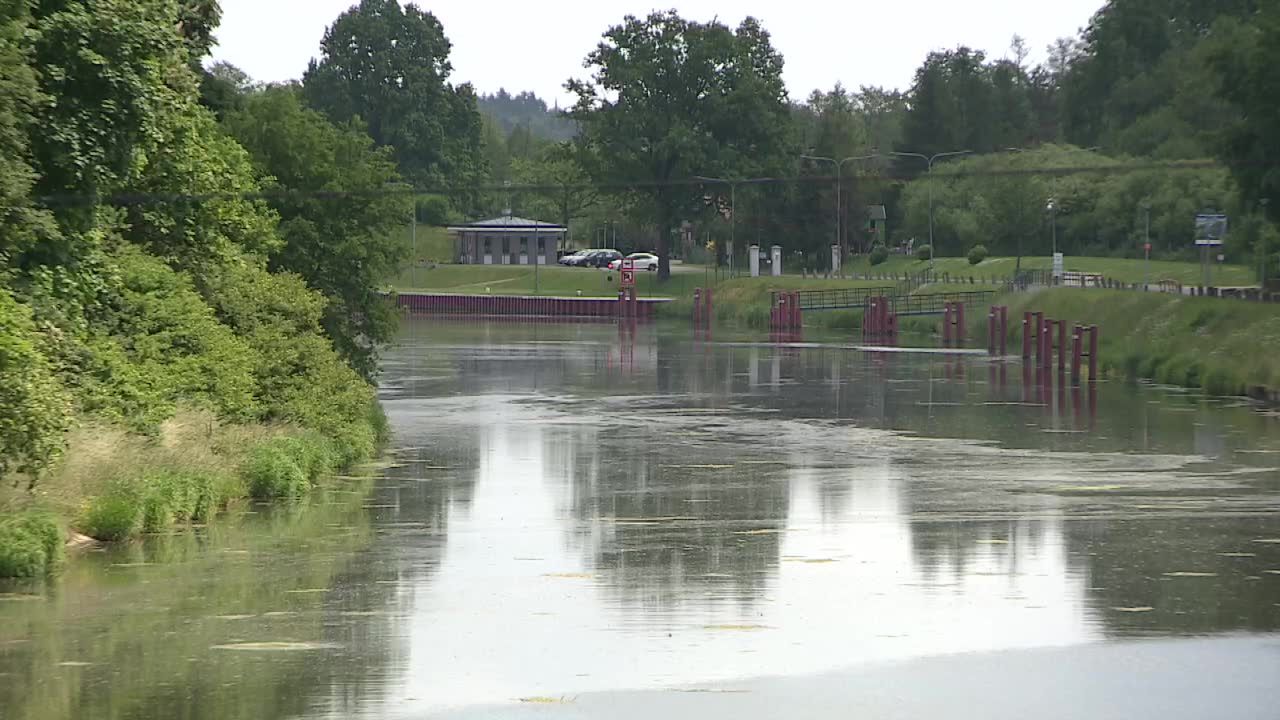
567,11 -> 792,280
510,143 -> 598,229
302,0 -> 485,196
223,86 -> 410,380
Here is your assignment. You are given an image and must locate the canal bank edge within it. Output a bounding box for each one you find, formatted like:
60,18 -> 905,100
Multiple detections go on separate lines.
981,289 -> 1280,400
0,405 -> 390,580
653,280 -> 1280,401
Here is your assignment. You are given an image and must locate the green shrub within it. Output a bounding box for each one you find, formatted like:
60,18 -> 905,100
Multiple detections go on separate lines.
277,434 -> 338,481
869,245 -> 889,266
968,245 -> 989,265
0,525 -> 45,578
915,244 -> 933,261
81,487 -> 143,541
0,289 -> 72,484
193,471 -> 244,522
244,443 -> 309,499
0,512 -> 63,578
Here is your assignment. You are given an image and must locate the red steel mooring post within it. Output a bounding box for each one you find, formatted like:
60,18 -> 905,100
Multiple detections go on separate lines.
1022,312 -> 1032,358
943,303 -> 953,346
693,288 -> 703,326
1040,317 -> 1051,370
1088,325 -> 1099,381
988,306 -> 997,355
705,288 -> 714,326
1058,320 -> 1068,372
792,292 -> 802,330
956,302 -> 966,345
1071,324 -> 1083,383
999,306 -> 1009,356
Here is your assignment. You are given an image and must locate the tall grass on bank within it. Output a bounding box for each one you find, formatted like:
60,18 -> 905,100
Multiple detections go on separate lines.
984,289 -> 1280,397
0,406 -> 388,578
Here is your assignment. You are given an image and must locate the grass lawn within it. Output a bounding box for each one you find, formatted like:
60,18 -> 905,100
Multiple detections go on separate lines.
389,263 -> 908,298
390,264 -> 717,298
847,254 -> 1257,286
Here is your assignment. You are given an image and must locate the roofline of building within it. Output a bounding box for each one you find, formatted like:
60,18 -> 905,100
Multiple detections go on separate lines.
447,225 -> 568,233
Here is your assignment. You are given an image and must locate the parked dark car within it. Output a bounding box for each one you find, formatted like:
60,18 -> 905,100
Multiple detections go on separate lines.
558,250 -> 588,266
580,249 -> 623,268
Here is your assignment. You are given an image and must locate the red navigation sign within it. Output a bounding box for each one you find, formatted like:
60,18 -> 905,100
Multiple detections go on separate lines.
620,258 -> 636,287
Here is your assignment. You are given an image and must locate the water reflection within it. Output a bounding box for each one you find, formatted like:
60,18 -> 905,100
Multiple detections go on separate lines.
3,319 -> 1279,719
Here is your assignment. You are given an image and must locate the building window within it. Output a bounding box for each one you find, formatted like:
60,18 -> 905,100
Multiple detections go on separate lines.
537,237 -> 546,253
483,237 -> 491,254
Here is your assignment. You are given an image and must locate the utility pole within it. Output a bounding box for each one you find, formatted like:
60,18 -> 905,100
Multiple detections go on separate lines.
695,175 -> 771,278
891,150 -> 972,268
800,154 -> 880,276
1142,201 -> 1151,290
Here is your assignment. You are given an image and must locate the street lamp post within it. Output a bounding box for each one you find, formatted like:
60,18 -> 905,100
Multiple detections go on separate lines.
695,176 -> 772,278
1141,201 -> 1152,290
1047,198 -> 1058,256
800,153 -> 880,276
891,150 -> 972,267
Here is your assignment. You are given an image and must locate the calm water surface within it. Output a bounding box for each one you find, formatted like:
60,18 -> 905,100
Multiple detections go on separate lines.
3,319 -> 1279,718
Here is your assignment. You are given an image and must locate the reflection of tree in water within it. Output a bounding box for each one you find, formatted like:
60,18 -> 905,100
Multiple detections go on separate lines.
1065,515 -> 1280,637
560,423 -> 791,616
904,516 -> 1055,582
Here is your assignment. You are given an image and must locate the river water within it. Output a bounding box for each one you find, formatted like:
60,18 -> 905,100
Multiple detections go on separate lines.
3,319 -> 1280,719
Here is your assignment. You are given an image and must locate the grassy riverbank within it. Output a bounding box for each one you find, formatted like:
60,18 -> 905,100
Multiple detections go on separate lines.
0,407 -> 387,579
986,289 -> 1280,397
846,254 -> 1256,286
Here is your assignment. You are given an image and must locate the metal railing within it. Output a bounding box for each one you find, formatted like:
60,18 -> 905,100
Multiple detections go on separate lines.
776,286 -> 897,310
888,290 -> 998,316
783,286 -> 996,315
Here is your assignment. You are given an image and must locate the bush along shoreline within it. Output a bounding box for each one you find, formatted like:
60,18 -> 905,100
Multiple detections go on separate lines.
0,1 -> 412,580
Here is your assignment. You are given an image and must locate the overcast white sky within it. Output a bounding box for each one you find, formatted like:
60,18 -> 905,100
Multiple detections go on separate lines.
210,1 -> 1104,104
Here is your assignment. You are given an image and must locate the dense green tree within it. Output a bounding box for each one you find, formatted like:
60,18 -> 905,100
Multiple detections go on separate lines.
1209,5 -> 1280,218
177,0 -> 221,64
0,0 -> 55,264
1061,0 -> 1257,156
302,0 -> 485,193
567,11 -> 792,279
223,86 -> 410,380
509,143 -> 599,228
478,89 -> 575,141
